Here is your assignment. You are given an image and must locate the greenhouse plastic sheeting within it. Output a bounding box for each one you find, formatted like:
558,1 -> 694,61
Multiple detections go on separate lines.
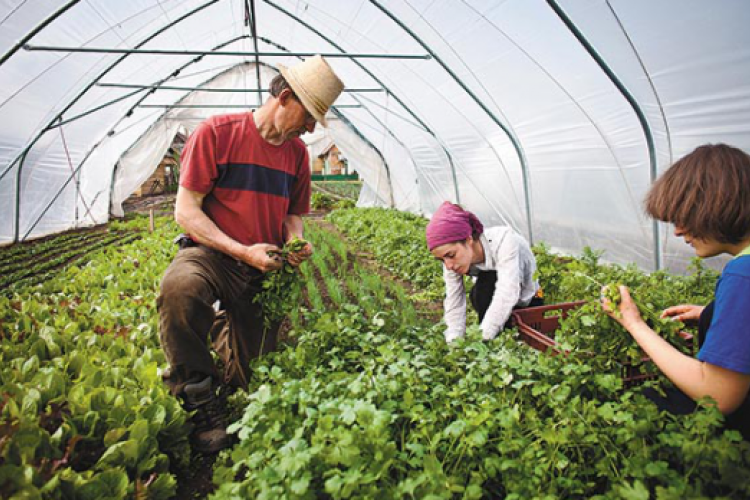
1,0 -> 749,273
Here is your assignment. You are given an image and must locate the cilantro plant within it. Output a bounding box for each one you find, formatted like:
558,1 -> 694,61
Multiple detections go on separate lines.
2,209 -> 747,499
211,209 -> 749,499
254,237 -> 308,330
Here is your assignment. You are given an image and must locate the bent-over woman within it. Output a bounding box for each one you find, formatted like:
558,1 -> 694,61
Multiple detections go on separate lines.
426,202 -> 542,343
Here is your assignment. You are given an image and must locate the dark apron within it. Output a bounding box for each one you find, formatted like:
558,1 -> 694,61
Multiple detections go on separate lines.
643,301 -> 750,440
469,271 -> 543,329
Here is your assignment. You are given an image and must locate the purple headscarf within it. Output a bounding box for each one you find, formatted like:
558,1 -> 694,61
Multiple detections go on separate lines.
425,201 -> 484,251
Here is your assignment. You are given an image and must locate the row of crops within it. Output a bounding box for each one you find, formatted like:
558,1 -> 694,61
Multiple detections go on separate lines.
215,209 -> 749,498
1,216 -> 189,498
311,181 -> 362,211
1,208 -> 749,498
0,223 -> 141,292
312,181 -> 362,201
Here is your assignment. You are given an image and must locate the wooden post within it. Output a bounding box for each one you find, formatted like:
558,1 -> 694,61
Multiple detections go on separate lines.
149,209 -> 154,233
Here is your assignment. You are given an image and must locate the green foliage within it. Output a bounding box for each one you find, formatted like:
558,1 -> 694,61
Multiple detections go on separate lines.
312,181 -> 362,201
3,209 -> 748,499
0,216 -> 189,498
311,193 -> 335,210
0,229 -> 141,292
255,238 -> 308,329
533,244 -> 718,307
529,244 -> 713,376
210,210 -> 748,499
214,300 -> 750,499
327,208 -> 443,301
333,199 -> 356,210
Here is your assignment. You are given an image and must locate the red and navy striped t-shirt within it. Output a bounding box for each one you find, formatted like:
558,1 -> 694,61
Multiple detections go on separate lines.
179,112 -> 311,247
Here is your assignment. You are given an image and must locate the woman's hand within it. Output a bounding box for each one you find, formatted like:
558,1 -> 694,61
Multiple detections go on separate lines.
660,304 -> 705,324
600,285 -> 645,331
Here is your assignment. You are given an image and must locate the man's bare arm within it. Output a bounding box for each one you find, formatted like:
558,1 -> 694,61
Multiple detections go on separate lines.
175,186 -> 282,272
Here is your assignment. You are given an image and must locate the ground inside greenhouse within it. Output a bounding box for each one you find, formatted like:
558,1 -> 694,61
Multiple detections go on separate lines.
0,193 -> 442,497
115,194 -> 442,498
0,193 -> 440,496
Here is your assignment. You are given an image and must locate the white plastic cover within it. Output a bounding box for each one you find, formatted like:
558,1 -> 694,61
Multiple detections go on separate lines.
1,0 -> 749,273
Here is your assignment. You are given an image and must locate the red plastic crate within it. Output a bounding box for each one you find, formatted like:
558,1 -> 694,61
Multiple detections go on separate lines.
511,301 -> 693,385
511,301 -> 586,354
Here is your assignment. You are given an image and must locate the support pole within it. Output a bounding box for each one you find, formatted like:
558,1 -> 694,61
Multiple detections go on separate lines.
246,0 -> 263,105
369,0 -> 533,242
97,82 -> 384,93
263,0 -> 459,207
547,0 -> 661,270
0,0 -> 80,67
24,45 -> 431,60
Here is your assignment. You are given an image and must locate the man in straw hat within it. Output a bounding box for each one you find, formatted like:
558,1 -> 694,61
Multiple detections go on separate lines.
157,55 -> 344,454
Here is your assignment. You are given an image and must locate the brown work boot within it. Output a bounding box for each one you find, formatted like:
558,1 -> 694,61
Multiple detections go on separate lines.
183,377 -> 232,454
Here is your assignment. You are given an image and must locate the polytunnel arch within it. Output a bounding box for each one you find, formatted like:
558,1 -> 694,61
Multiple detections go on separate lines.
453,1 -> 649,250
546,0 -> 661,269
109,59 -> 392,217
0,0 -> 749,274
369,0 -> 533,241
1,0 -> 224,242
16,32 -> 255,239
4,1 -> 453,244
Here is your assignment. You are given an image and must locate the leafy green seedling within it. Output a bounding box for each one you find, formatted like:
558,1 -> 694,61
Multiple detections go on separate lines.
601,283 -> 624,319
255,237 -> 309,330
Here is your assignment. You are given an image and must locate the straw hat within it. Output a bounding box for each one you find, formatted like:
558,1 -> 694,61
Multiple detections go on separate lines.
278,55 -> 344,127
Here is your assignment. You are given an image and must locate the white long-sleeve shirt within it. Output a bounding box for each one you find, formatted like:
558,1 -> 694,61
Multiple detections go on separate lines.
443,226 -> 539,342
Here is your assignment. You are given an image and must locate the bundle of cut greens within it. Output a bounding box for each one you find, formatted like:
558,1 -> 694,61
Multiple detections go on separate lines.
254,237 -> 308,329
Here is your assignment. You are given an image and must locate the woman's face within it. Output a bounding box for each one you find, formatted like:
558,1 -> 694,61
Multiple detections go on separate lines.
674,225 -> 727,258
431,237 -> 474,275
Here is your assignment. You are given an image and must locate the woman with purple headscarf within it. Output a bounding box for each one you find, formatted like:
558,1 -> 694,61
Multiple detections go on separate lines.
426,202 -> 542,343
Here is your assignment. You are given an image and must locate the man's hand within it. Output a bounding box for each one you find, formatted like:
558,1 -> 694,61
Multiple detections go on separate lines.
242,243 -> 284,272
286,241 -> 314,267
660,304 -> 705,323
